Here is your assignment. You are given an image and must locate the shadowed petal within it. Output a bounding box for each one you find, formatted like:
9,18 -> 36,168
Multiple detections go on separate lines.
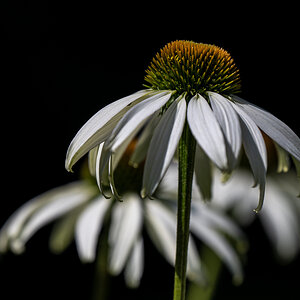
194,145 -> 213,200
129,113 -> 160,167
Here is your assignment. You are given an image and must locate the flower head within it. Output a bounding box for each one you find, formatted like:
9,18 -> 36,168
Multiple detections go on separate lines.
144,40 -> 241,95
65,40 -> 300,212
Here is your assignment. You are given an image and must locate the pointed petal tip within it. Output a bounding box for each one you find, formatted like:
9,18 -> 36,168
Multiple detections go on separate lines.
140,188 -> 147,199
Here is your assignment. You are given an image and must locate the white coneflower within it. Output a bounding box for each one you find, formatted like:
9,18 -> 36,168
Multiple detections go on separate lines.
64,40 -> 300,300
65,40 -> 300,212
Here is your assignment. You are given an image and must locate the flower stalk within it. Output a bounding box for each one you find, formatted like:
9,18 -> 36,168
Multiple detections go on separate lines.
174,121 -> 196,300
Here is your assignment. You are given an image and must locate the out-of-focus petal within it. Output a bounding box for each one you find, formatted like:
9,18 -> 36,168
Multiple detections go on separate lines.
108,194 -> 143,275
75,196 -> 111,262
124,237 -> 144,288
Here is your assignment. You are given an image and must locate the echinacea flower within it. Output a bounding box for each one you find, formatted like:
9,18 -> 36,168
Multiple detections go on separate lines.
0,158 -> 245,287
65,40 -> 300,212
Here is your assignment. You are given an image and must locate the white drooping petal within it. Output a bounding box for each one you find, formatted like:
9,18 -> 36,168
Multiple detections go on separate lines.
0,182 -> 94,254
190,217 -> 243,284
261,182 -> 300,261
209,92 -> 242,170
124,237 -> 144,288
187,94 -> 228,170
191,200 -> 246,242
75,196 -> 111,262
8,182 -> 95,253
144,199 -> 204,283
232,103 -> 267,212
107,91 -> 173,152
142,97 -> 186,197
194,145 -> 213,200
108,194 -> 143,275
232,95 -> 300,161
65,90 -> 151,171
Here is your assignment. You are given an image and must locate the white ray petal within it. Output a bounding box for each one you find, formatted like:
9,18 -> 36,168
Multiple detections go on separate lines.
190,219 -> 243,284
144,199 -> 203,283
9,182 -> 95,253
142,97 -> 186,197
208,92 -> 241,170
232,95 -> 300,161
232,103 -> 267,212
261,183 -> 300,260
75,196 -> 111,262
107,91 -> 173,152
65,90 -> 151,171
191,200 -> 245,241
144,199 -> 176,265
124,237 -> 144,288
108,194 -> 143,275
187,94 -> 227,170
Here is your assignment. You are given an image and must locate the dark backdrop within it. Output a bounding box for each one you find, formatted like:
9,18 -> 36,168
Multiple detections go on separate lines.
1,1 -> 299,299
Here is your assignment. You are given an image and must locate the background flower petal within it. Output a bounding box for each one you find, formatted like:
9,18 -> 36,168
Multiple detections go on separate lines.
0,182 -> 95,254
108,194 -> 143,275
75,196 -> 111,262
124,237 -> 144,288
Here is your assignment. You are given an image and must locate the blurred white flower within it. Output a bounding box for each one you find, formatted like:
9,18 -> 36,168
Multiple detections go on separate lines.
0,163 -> 245,287
212,170 -> 300,261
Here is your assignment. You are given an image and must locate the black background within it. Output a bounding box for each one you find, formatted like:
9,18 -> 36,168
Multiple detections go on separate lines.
1,1 -> 299,299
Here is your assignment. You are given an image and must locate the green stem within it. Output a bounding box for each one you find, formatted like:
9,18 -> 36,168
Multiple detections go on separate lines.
173,122 -> 196,300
